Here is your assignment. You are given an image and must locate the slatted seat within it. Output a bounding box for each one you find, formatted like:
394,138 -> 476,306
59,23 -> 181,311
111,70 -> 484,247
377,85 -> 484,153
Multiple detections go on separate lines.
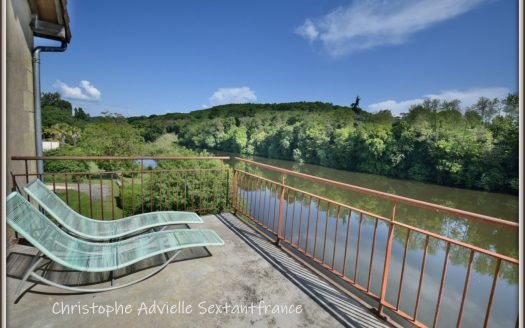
24,179 -> 203,240
7,192 -> 224,299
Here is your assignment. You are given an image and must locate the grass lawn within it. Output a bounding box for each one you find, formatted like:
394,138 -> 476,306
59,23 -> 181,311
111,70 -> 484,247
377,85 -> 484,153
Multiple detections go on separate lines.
55,189 -> 123,220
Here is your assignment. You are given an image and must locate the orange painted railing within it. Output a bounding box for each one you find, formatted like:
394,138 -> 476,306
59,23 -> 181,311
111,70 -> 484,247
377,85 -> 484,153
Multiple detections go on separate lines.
10,155 -> 519,327
232,157 -> 518,328
11,156 -> 230,218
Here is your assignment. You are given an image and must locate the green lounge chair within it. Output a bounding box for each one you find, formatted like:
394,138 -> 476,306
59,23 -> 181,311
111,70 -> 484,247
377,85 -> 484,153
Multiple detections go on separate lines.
7,192 -> 224,298
24,179 -> 203,241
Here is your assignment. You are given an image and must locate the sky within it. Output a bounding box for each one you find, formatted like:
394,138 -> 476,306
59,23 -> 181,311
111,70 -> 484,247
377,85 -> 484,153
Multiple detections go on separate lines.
37,0 -> 519,117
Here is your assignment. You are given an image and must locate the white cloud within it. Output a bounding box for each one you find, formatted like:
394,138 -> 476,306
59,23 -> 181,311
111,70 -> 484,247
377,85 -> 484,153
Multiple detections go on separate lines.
368,87 -> 510,116
295,0 -> 486,56
79,80 -> 101,100
53,80 -> 102,101
209,87 -> 257,106
368,99 -> 423,115
295,19 -> 319,41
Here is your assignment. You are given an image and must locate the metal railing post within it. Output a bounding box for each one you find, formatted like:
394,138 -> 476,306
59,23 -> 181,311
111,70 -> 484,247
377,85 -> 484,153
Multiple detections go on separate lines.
141,159 -> 145,214
225,168 -> 230,209
378,202 -> 397,316
276,175 -> 286,246
11,172 -> 17,192
8,155 -> 519,328
232,160 -> 238,214
10,172 -> 20,239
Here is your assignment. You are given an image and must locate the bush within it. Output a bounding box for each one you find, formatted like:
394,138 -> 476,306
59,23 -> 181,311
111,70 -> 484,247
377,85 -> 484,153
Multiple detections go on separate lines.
116,148 -> 230,216
43,146 -> 90,182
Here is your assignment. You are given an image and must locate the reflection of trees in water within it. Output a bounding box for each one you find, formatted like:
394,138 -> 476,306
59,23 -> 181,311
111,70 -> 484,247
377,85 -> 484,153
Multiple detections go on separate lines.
245,155 -> 519,221
235,166 -> 518,285
240,164 -> 517,253
402,232 -> 517,285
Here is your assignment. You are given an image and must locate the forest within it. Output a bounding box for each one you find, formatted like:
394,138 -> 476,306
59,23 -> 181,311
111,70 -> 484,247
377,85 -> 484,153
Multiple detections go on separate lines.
41,92 -> 519,194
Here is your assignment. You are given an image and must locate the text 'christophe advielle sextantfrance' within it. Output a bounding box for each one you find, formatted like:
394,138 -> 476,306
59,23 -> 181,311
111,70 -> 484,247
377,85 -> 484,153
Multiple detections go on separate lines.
52,300 -> 304,317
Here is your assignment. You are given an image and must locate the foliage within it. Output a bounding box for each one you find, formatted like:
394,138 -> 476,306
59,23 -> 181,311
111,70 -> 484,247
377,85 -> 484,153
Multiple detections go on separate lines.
116,147 -> 230,216
42,105 -> 74,128
143,133 -> 179,155
79,112 -> 144,171
43,146 -> 90,182
73,107 -> 90,121
41,92 -> 72,112
41,93 -> 91,129
163,97 -> 518,194
40,92 -> 519,194
43,123 -> 81,145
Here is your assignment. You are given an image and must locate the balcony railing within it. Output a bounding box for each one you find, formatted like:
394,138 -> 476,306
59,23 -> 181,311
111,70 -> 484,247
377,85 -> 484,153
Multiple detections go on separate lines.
11,156 -> 230,218
9,155 -> 519,328
231,157 -> 518,328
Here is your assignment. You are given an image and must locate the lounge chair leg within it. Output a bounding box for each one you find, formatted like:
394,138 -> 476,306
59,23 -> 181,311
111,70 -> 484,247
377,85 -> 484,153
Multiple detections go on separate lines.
22,250 -> 183,294
110,270 -> 115,287
14,256 -> 45,298
14,251 -> 43,296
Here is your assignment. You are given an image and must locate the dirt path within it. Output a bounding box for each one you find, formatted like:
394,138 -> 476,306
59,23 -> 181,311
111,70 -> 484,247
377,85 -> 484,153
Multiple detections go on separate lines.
45,183 -> 112,201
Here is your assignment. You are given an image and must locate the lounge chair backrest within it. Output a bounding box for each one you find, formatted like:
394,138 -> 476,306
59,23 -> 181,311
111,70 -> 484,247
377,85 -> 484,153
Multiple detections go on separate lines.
6,192 -> 107,271
24,179 -> 115,235
24,178 -> 96,220
23,179 -> 205,241
6,192 -> 224,272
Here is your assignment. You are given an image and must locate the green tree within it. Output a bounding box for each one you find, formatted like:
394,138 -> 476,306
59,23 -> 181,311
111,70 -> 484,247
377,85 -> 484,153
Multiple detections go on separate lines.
43,145 -> 90,182
42,105 -> 74,128
80,112 -> 144,171
117,98 -> 519,194
43,123 -> 80,145
41,92 -> 73,112
502,93 -> 519,121
73,107 -> 90,121
471,97 -> 498,124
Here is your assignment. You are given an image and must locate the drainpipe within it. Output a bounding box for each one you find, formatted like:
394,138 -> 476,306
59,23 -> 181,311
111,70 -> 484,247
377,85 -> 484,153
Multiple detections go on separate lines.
32,42 -> 68,177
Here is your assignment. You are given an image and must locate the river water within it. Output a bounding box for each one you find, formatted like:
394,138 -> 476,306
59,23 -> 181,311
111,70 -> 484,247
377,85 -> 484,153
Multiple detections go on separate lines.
209,151 -> 519,328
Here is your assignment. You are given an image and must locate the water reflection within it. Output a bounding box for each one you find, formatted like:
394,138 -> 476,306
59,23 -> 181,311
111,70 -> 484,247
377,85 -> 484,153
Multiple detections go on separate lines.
231,155 -> 518,259
237,185 -> 518,328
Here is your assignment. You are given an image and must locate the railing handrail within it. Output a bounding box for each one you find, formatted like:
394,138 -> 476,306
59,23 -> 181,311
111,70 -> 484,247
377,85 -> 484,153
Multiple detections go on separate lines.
234,168 -> 519,264
234,157 -> 518,230
11,156 -> 231,221
231,161 -> 519,327
12,156 -> 230,161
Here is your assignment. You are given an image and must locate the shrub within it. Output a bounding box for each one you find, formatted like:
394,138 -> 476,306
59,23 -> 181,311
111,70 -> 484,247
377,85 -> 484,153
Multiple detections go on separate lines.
43,146 -> 90,182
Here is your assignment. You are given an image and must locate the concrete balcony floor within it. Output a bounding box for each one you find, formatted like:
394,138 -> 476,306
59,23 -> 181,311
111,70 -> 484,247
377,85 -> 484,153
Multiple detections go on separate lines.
6,213 -> 390,328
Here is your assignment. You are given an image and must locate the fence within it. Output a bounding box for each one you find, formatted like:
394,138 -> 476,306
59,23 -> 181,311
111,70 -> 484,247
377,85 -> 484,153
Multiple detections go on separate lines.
232,157 -> 519,328
9,155 -> 519,327
11,156 -> 230,219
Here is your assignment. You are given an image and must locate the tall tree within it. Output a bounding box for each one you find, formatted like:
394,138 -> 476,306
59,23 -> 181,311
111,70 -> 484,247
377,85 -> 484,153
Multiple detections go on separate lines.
350,95 -> 361,111
472,97 -> 498,124
41,92 -> 73,112
73,107 -> 90,121
502,93 -> 519,121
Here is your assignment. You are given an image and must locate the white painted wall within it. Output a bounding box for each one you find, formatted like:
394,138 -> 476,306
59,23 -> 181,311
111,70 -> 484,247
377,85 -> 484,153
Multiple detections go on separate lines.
43,141 -> 60,151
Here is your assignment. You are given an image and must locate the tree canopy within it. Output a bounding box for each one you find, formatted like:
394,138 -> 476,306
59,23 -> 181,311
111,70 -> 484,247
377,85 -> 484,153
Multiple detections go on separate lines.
41,93 -> 519,194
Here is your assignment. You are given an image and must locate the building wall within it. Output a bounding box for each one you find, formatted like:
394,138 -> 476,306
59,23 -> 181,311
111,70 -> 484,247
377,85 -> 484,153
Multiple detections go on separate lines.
7,0 -> 35,245
6,0 -> 35,194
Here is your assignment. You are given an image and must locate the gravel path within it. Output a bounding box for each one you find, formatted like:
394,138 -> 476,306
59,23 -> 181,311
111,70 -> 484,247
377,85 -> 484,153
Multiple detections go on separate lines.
45,183 -> 112,201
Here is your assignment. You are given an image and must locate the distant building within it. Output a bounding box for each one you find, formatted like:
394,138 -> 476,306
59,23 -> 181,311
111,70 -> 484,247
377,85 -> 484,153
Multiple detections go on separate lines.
42,141 -> 60,151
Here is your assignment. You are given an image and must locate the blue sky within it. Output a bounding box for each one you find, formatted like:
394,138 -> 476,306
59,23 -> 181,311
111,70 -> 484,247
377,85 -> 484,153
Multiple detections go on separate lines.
37,0 -> 518,117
